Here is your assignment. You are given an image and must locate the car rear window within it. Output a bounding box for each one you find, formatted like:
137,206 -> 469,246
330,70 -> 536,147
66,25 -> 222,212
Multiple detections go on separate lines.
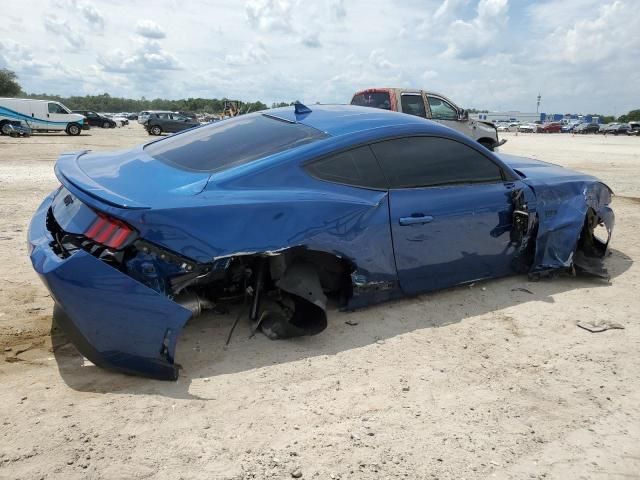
144,113 -> 328,173
351,92 -> 392,110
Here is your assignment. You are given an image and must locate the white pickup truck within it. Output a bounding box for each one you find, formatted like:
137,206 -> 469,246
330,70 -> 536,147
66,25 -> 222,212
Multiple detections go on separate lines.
351,88 -> 505,151
0,97 -> 86,135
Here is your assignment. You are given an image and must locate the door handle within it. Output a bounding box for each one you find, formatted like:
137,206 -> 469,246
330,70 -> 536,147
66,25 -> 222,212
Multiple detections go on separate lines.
399,215 -> 434,226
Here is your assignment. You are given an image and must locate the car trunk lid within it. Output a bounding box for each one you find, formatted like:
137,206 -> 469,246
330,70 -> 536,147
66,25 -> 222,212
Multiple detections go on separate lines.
54,146 -> 211,209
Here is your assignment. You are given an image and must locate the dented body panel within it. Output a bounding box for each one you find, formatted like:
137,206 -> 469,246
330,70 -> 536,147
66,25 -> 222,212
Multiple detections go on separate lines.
28,105 -> 615,379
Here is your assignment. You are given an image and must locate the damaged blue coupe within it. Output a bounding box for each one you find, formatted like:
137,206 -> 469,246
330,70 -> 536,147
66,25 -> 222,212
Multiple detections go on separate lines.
28,104 -> 614,379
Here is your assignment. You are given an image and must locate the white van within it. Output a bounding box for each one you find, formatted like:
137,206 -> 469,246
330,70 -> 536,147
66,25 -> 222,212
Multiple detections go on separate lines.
0,98 -> 86,135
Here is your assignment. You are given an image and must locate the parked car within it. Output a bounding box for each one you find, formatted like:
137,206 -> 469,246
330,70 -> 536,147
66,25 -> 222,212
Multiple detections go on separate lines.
72,110 -> 116,128
28,103 -> 614,379
537,122 -> 562,133
111,114 -> 129,126
351,88 -> 505,150
138,111 -> 151,124
143,111 -> 200,135
127,113 -> 139,120
1,97 -> 85,135
561,122 -> 580,133
603,123 -> 629,135
575,123 -> 600,134
517,123 -> 537,133
627,121 -> 640,136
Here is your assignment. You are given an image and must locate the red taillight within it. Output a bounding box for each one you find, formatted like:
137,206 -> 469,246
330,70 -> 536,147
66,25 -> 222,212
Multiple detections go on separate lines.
84,213 -> 135,249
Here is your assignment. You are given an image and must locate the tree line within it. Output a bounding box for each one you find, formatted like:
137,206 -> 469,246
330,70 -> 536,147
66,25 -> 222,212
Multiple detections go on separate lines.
1,68 -> 638,121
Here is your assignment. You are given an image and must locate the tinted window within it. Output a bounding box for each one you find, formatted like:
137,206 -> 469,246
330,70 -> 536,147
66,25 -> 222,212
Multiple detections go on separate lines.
371,137 -> 503,188
306,146 -> 387,189
156,113 -> 170,120
351,92 -> 392,110
427,96 -> 458,120
400,94 -> 426,118
145,113 -> 328,173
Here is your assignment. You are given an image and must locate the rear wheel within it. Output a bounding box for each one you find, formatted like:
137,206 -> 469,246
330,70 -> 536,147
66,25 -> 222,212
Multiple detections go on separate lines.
66,123 -> 81,136
102,121 -> 110,128
150,125 -> 162,135
478,139 -> 495,151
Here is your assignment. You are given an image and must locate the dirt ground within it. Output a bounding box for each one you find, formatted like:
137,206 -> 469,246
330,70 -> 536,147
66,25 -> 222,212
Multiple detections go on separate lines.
0,126 -> 639,480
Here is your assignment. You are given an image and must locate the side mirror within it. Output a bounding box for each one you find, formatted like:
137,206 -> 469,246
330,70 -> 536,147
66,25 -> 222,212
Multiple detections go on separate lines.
458,109 -> 469,121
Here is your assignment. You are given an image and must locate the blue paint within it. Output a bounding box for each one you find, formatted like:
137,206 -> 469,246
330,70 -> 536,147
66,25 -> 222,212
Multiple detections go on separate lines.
28,105 -> 614,379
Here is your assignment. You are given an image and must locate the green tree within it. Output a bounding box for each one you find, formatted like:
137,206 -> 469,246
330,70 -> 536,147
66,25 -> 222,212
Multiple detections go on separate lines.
618,109 -> 640,123
0,69 -> 21,97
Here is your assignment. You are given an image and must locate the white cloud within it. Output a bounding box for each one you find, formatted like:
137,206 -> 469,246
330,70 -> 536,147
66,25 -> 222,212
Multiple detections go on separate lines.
369,49 -> 396,70
246,0 -> 294,33
135,19 -> 166,39
0,0 -> 638,114
43,14 -> 85,48
441,0 -> 509,59
79,3 -> 104,30
98,39 -> 180,72
224,42 -> 270,66
301,32 -> 321,48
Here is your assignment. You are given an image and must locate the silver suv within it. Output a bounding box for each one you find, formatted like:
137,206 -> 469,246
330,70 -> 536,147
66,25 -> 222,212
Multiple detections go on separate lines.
351,88 -> 505,150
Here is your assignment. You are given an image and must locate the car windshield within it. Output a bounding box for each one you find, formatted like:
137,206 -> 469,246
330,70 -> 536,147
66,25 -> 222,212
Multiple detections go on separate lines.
351,92 -> 392,110
144,113 -> 328,173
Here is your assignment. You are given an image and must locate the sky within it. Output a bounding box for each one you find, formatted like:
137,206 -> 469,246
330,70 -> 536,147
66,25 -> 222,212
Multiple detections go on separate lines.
1,0 -> 638,115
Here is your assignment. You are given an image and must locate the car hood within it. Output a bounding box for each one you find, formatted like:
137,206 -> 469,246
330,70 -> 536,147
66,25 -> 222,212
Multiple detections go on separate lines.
55,146 -> 210,209
496,153 -> 599,184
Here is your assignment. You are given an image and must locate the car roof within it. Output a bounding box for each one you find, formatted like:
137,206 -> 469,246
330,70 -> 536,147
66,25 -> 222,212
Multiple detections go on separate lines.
265,104 -> 448,137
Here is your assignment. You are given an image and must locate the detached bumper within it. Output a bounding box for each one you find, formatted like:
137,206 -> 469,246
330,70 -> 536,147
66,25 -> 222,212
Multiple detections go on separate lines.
28,194 -> 192,380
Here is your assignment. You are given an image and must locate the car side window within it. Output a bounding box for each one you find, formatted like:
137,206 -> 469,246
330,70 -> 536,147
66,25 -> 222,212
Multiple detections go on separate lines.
305,145 -> 388,189
371,136 -> 504,188
48,103 -> 67,114
427,96 -> 458,121
400,94 -> 426,118
157,113 -> 170,120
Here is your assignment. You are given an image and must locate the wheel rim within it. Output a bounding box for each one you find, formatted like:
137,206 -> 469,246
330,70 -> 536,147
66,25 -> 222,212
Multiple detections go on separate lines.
70,125 -> 79,135
1,124 -> 11,135
152,127 -> 160,135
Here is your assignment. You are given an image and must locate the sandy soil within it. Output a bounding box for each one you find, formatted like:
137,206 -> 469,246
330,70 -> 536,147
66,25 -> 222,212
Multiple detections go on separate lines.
0,126 -> 639,479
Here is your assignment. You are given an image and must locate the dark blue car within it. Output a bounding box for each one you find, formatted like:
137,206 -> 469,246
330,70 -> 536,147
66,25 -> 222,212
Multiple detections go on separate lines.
28,104 -> 614,379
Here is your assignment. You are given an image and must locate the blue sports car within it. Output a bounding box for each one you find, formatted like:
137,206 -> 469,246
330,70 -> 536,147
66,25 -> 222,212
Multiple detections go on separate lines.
28,104 -> 614,379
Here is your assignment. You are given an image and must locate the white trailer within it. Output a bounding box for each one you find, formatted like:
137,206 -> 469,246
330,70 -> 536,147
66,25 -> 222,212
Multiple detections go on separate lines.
0,98 -> 86,135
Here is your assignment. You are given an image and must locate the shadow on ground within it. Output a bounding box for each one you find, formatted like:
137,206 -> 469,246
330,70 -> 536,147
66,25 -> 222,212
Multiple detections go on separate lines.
52,249 -> 633,399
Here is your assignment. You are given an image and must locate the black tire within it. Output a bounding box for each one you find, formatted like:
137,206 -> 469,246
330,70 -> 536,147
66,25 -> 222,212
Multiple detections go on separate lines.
102,121 -> 110,128
109,122 -> 116,129
66,123 -> 81,136
150,125 -> 162,135
478,140 -> 495,151
0,121 -> 12,136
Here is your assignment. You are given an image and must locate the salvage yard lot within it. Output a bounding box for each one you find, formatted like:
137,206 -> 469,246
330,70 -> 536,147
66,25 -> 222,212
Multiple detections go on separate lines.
1,126 -> 639,479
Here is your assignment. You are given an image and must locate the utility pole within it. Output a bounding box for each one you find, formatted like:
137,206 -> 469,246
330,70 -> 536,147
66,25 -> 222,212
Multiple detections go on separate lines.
536,93 -> 541,114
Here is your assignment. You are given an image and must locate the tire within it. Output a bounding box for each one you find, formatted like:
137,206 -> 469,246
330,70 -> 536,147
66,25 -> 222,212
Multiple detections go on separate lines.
66,123 -> 81,136
478,140 -> 495,151
102,121 -> 110,128
150,125 -> 162,135
0,121 -> 12,136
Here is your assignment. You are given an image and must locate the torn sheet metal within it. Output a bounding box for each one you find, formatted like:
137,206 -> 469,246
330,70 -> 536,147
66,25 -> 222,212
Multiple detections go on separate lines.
498,154 -> 614,275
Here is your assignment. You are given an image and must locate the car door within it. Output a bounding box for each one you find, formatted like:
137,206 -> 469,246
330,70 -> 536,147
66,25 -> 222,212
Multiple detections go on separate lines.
47,102 -> 70,131
425,95 -> 470,136
371,136 -> 530,295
